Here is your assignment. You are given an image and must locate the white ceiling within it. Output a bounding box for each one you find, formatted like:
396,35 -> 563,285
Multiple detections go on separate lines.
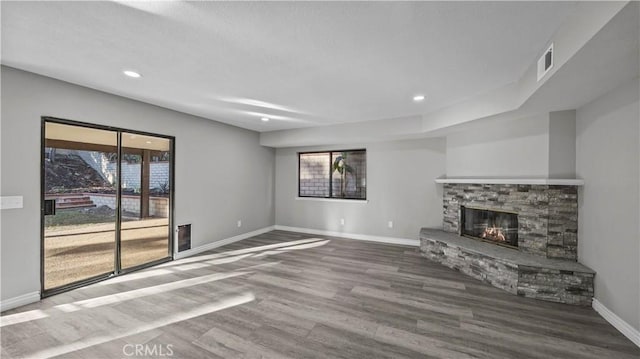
2,1 -> 579,132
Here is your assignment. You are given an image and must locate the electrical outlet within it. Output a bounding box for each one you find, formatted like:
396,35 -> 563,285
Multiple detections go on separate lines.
388,221 -> 393,229
340,218 -> 345,226
237,220 -> 242,227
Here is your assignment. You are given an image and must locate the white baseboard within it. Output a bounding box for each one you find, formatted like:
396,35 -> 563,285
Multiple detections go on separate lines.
174,225 -> 275,260
274,225 -> 419,247
592,298 -> 640,347
0,291 -> 40,312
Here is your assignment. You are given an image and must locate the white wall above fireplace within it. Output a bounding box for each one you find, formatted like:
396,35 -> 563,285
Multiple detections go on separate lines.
445,110 -> 577,179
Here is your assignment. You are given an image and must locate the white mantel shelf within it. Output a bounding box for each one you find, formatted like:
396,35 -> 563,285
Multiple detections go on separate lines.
434,177 -> 584,186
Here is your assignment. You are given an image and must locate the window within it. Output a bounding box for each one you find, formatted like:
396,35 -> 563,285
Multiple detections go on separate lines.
298,149 -> 366,200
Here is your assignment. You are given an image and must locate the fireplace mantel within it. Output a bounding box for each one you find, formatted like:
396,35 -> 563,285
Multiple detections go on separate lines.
434,176 -> 584,186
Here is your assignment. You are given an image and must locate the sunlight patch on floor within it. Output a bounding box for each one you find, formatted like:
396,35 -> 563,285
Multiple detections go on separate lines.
95,268 -> 174,285
0,310 -> 48,327
29,292 -> 256,359
75,270 -> 251,309
161,237 -> 328,267
0,270 -> 250,328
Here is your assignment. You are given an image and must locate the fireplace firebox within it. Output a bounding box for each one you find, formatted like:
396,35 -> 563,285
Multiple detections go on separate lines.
460,206 -> 518,248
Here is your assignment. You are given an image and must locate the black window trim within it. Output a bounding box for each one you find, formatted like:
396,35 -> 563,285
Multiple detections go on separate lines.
298,148 -> 367,200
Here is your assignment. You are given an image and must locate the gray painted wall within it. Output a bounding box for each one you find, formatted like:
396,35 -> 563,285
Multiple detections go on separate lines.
548,110 -> 576,178
576,78 -> 639,331
275,139 -> 446,239
445,114 -> 550,177
0,66 -> 275,301
446,111 -> 578,179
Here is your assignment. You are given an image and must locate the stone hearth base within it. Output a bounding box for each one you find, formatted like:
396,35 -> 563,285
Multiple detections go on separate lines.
420,228 -> 595,306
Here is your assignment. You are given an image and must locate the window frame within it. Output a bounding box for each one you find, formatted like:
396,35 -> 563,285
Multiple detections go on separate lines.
298,148 -> 367,200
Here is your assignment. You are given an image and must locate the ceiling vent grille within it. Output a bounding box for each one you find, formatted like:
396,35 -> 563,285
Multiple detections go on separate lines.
537,43 -> 554,81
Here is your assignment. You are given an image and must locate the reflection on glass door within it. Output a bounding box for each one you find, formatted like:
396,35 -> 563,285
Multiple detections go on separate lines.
120,133 -> 171,270
43,122 -> 118,291
42,119 -> 173,295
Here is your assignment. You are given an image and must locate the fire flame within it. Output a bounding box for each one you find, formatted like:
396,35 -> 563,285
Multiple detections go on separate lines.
481,226 -> 506,242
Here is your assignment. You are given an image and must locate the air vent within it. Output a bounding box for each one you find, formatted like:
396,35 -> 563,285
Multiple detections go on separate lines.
177,224 -> 191,252
537,43 -> 554,81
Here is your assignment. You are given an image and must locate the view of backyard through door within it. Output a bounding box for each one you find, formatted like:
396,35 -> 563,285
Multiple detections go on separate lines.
43,120 -> 172,293
119,132 -> 171,270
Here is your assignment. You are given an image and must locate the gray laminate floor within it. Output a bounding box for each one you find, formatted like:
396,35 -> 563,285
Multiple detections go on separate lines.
1,230 -> 638,358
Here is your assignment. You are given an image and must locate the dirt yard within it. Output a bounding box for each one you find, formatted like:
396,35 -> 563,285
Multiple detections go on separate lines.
44,218 -> 170,289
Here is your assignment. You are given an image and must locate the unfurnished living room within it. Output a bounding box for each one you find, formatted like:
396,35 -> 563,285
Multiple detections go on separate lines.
1,1 -> 639,358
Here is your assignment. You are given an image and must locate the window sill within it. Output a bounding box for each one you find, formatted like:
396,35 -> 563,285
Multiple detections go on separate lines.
296,197 -> 368,204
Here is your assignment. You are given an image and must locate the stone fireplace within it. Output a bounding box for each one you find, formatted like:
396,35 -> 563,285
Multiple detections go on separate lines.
420,179 -> 595,306
444,183 -> 579,260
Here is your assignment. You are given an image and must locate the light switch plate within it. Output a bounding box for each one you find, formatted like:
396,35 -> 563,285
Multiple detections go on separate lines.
1,196 -> 24,210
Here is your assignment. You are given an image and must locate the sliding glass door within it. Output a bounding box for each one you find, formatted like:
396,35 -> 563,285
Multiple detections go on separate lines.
43,122 -> 118,291
42,118 -> 173,296
119,132 -> 171,270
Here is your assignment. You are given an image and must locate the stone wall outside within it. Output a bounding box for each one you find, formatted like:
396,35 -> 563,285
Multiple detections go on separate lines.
76,151 -> 170,190
88,193 -> 168,218
104,162 -> 170,191
299,153 -> 330,197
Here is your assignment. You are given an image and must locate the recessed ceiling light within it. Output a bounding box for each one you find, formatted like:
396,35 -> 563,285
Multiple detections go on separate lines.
261,117 -> 270,122
413,95 -> 425,102
123,70 -> 142,78
146,141 -> 152,144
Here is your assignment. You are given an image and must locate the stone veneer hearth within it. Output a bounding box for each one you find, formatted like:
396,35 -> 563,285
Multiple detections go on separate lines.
420,181 -> 595,305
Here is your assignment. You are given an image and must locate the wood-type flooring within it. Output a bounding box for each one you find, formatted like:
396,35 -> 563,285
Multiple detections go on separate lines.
2,230 -> 638,358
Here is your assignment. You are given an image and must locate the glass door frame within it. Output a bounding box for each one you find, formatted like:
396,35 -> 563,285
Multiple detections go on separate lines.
40,116 -> 175,298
